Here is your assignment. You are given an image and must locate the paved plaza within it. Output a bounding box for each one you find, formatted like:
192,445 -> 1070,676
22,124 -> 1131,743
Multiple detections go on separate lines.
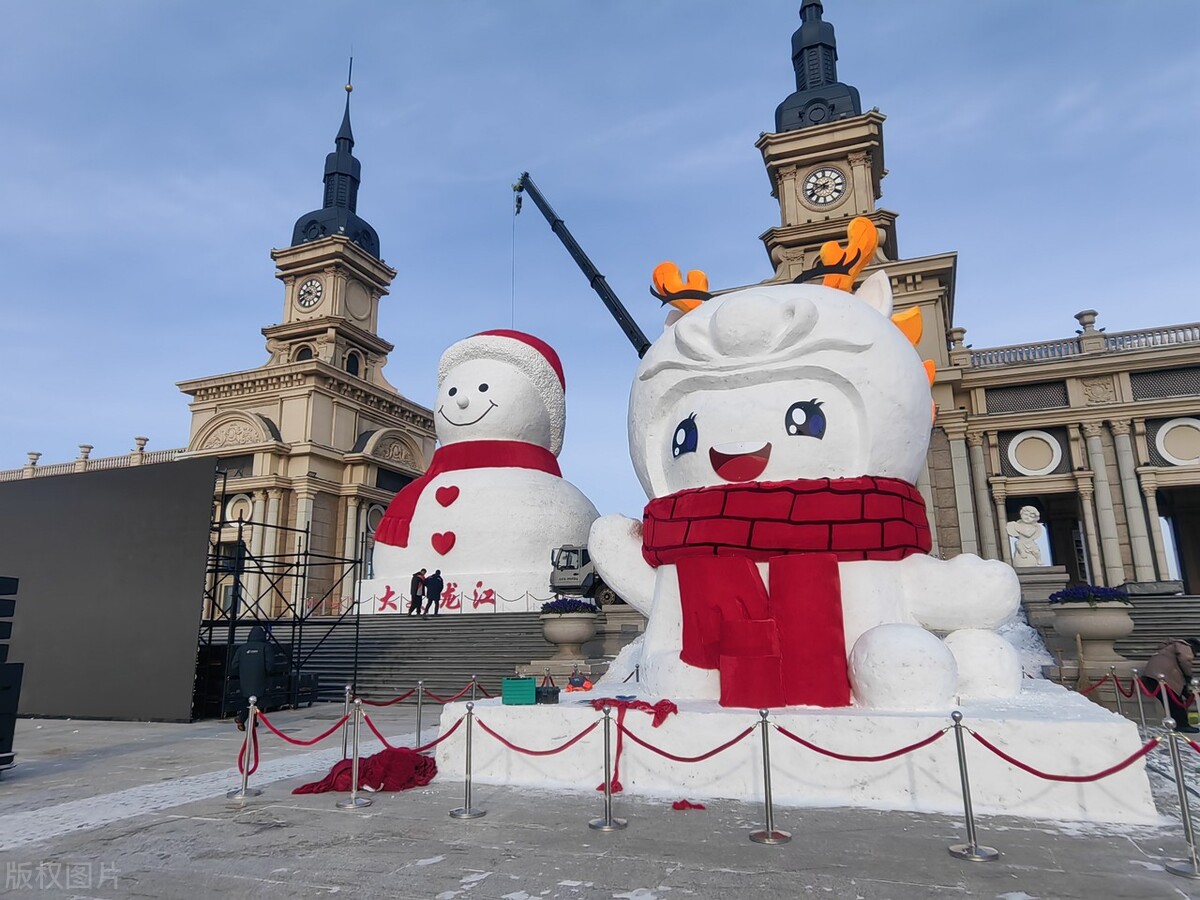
0,704 -> 1196,899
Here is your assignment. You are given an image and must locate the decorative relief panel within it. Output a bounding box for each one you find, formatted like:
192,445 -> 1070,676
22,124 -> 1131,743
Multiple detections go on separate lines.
1081,376 -> 1116,405
201,421 -> 262,450
373,437 -> 416,466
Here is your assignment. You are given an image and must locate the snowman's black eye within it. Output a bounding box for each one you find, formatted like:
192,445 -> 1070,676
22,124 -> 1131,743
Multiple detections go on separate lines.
785,399 -> 826,439
671,414 -> 698,458
479,383 -> 489,392
448,387 -> 457,397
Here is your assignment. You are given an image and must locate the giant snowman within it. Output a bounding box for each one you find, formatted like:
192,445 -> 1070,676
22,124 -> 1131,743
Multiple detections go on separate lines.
590,230 -> 1024,709
371,330 -> 598,612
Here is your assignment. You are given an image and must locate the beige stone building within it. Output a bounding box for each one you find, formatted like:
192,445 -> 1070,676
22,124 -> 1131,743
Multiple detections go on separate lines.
758,2 -> 1200,593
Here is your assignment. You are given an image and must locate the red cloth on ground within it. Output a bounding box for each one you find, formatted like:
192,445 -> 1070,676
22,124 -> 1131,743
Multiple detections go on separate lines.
643,477 -> 930,710
590,698 -> 679,793
292,747 -> 437,794
672,799 -> 707,810
374,440 -> 562,548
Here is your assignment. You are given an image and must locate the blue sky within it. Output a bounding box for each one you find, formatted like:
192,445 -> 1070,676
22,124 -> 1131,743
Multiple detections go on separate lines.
1,1 -> 1197,518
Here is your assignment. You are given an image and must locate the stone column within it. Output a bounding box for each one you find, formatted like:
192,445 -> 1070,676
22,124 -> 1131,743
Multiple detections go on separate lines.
916,461 -> 940,556
265,489 -> 284,614
1109,420 -> 1156,581
967,433 -> 998,560
1082,422 -> 1125,586
1139,470 -> 1170,580
245,490 -> 268,612
342,496 -> 361,606
992,482 -> 1013,565
294,492 -> 315,613
1075,474 -> 1105,586
945,420 -> 980,556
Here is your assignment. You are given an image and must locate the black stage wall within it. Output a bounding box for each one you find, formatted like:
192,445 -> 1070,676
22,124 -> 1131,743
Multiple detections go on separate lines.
0,458 -> 215,721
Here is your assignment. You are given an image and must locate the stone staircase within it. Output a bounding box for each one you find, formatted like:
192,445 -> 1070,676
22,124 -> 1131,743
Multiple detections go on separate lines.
288,607 -> 645,703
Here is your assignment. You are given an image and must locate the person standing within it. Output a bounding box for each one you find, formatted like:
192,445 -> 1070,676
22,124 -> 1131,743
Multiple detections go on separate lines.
422,569 -> 445,617
408,569 -> 426,616
231,624 -> 270,732
1141,638 -> 1200,734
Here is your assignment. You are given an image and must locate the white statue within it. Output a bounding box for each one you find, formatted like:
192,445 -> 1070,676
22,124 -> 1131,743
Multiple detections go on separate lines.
1006,506 -> 1045,567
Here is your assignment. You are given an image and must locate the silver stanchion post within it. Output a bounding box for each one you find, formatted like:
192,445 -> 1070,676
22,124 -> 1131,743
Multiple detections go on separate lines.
415,680 -> 424,748
1133,668 -> 1147,733
589,706 -> 628,831
471,674 -> 478,702
1160,677 -> 1172,725
227,696 -> 262,800
337,699 -> 373,810
635,664 -> 640,683
1164,714 -> 1200,879
947,711 -> 998,862
340,684 -> 352,759
450,702 -> 486,819
749,709 -> 790,845
1109,666 -> 1124,719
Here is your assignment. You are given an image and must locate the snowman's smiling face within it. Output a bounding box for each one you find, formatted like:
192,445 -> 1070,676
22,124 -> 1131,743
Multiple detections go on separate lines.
436,358 -> 553,449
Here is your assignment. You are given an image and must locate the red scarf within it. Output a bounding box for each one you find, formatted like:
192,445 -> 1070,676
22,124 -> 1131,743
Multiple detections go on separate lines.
641,477 -> 931,709
375,440 -> 561,548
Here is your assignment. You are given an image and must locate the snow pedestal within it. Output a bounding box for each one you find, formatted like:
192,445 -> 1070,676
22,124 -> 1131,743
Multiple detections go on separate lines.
435,679 -> 1157,825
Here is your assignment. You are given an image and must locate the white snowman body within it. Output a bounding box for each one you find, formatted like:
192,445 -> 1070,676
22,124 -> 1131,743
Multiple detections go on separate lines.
590,272 -> 1022,708
372,333 -> 599,612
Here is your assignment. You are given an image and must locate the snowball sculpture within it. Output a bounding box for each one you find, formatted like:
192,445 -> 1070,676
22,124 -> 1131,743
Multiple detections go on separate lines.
590,220 -> 1021,708
374,330 -> 598,611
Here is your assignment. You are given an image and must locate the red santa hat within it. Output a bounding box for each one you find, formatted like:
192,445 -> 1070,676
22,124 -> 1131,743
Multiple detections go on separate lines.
437,329 -> 567,455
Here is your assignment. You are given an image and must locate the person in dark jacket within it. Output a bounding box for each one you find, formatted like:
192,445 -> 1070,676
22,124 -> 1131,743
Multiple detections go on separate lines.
1141,638 -> 1200,733
422,570 -> 445,617
231,625 -> 271,731
408,569 -> 426,616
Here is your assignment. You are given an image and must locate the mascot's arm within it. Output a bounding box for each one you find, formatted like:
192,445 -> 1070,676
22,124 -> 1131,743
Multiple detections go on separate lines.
588,514 -> 656,617
902,554 -> 1020,631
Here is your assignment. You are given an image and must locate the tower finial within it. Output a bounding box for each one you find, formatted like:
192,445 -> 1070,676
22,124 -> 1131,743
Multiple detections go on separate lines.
346,55 -> 354,94
774,3 -> 862,131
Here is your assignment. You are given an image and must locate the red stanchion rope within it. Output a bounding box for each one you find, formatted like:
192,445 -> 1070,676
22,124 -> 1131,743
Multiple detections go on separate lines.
256,712 -> 350,747
237,727 -> 260,776
969,731 -> 1160,783
1137,678 -> 1197,709
616,723 -> 754,763
475,683 -> 494,699
1078,674 -> 1110,696
422,683 -> 475,704
360,689 -> 417,707
1188,739 -> 1200,756
361,712 -> 464,753
1112,676 -> 1134,698
773,724 -> 949,763
476,718 -> 600,756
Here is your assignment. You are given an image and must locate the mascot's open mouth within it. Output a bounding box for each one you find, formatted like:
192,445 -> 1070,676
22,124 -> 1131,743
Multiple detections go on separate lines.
438,401 -> 497,427
709,442 -> 772,482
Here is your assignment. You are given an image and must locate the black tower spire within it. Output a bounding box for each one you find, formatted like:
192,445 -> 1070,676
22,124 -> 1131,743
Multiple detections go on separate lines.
291,61 -> 381,259
774,2 -> 862,132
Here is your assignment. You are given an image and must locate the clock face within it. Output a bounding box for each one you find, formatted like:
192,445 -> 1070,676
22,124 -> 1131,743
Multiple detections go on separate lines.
802,167 -> 847,207
296,278 -> 324,309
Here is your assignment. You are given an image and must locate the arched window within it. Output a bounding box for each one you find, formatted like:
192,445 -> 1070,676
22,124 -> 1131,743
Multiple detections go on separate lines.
346,351 -> 361,377
294,346 -> 314,362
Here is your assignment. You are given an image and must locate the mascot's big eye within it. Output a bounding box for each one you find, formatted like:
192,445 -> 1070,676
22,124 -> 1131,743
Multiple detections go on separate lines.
671,414 -> 699,458
785,399 -> 826,439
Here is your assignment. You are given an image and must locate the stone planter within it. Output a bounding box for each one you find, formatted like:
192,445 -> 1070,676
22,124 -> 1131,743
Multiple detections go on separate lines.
1051,601 -> 1135,665
540,612 -> 598,660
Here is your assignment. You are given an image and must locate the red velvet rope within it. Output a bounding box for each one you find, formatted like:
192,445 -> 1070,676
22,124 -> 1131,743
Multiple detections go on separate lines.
1112,676 -> 1134,698
423,684 -> 475,704
970,731 -> 1160,782
1079,674 -> 1110,696
237,727 -> 259,776
616,723 -> 754,763
476,718 -> 600,756
257,712 -> 350,746
1188,739 -> 1200,755
1137,678 -> 1197,709
361,712 -> 463,753
475,683 -> 494,699
360,689 -> 417,707
772,724 -> 948,762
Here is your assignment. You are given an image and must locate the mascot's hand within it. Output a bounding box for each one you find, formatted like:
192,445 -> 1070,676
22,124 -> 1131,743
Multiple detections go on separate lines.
588,514 -> 655,617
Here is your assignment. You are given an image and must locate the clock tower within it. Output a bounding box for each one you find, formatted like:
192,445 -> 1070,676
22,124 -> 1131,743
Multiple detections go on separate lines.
178,80 -> 435,612
757,1 -> 898,281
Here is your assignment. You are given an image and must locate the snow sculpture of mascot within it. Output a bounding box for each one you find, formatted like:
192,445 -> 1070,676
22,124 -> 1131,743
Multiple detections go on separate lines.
591,220 -> 1021,709
374,330 -> 599,611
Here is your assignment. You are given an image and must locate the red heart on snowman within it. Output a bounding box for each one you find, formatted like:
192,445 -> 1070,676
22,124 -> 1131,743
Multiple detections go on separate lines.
431,532 -> 456,555
435,486 -> 460,507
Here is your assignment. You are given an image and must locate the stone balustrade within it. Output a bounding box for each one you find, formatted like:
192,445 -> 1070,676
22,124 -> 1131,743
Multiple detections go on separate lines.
964,321 -> 1200,369
0,443 -> 184,482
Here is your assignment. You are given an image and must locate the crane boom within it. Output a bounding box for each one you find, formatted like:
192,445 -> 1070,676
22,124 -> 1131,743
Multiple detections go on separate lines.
514,172 -> 651,358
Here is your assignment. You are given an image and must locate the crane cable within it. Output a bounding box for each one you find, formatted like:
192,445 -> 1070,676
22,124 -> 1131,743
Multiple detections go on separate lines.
511,188 -> 523,330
